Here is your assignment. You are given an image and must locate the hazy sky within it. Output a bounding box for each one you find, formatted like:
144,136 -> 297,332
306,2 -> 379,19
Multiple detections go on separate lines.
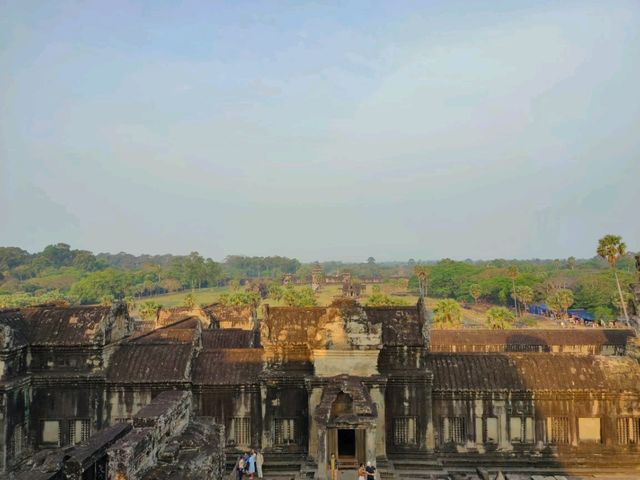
1,1 -> 639,262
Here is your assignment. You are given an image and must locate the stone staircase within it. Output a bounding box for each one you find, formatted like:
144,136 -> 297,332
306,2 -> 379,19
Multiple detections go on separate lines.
388,453 -> 448,479
388,452 -> 640,479
375,458 -> 400,480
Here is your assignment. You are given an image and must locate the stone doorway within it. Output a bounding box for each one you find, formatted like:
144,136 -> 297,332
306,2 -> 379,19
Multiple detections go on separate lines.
338,429 -> 355,458
328,428 -> 366,468
310,377 -> 381,479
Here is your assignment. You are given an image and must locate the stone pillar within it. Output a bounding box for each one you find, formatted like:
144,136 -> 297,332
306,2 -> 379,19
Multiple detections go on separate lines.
494,400 -> 511,450
369,385 -> 387,459
260,383 -> 270,449
307,386 -> 323,461
365,425 -> 377,466
317,426 -> 327,480
420,381 -> 435,452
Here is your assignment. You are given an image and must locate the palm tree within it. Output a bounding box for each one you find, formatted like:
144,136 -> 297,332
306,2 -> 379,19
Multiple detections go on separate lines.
507,266 -> 519,317
597,235 -> 630,325
513,285 -> 534,314
469,284 -> 482,304
414,265 -> 429,299
485,306 -> 515,329
433,299 -> 462,328
567,256 -> 577,270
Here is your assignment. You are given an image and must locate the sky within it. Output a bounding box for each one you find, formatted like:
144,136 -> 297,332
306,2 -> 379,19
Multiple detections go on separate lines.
1,0 -> 639,262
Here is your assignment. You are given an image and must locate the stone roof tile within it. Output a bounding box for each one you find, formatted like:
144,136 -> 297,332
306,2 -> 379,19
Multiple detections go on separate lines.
106,344 -> 193,383
192,349 -> 263,385
427,353 -> 640,392
430,328 -> 634,350
201,329 -> 254,349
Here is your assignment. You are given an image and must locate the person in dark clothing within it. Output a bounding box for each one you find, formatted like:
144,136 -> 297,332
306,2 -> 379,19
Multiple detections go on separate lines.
365,461 -> 376,480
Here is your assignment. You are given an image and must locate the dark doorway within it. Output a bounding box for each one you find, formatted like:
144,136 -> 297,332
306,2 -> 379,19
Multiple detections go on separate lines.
338,429 -> 355,457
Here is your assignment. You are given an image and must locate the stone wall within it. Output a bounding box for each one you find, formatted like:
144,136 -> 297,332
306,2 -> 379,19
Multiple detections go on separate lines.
107,391 -> 191,479
106,389 -> 224,480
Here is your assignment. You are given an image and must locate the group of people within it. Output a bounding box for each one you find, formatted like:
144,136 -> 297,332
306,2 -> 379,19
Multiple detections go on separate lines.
236,450 -> 376,480
357,461 -> 377,480
235,450 -> 264,480
329,453 -> 377,480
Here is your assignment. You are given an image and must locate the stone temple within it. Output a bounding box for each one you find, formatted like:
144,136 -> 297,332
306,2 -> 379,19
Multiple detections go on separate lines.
2,298 -> 640,479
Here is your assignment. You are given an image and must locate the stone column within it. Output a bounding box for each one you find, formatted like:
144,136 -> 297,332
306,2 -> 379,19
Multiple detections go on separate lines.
365,425 -> 377,466
494,400 -> 511,450
369,385 -> 387,460
260,383 -> 270,449
317,426 -> 327,480
419,381 -> 435,452
307,386 -> 323,461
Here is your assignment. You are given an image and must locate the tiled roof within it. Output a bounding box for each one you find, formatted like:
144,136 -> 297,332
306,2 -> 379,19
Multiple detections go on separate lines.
131,328 -> 196,344
106,344 -> 193,383
164,317 -> 201,329
430,329 -> 634,349
0,309 -> 30,347
427,353 -> 640,392
4,305 -> 112,346
201,329 -> 254,349
192,349 -> 263,385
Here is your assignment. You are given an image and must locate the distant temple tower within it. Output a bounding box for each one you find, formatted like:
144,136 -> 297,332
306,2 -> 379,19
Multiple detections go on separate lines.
311,263 -> 324,292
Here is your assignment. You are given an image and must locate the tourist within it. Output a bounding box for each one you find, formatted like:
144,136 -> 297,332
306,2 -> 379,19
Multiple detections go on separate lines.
237,456 -> 245,480
358,463 -> 366,480
256,449 -> 264,479
247,450 -> 257,480
365,461 -> 376,480
329,453 -> 339,480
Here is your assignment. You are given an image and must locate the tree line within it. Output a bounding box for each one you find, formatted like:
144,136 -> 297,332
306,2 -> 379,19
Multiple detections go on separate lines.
1,236 -> 637,317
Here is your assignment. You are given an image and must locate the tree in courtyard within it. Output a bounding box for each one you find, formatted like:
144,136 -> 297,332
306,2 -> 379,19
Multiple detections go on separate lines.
268,283 -> 284,302
485,306 -> 515,329
597,235 -> 630,325
219,291 -> 260,307
547,288 -> 574,319
367,284 -> 406,306
124,296 -> 136,312
139,301 -> 161,321
182,293 -> 196,309
507,265 -> 519,316
469,284 -> 482,304
100,295 -> 114,307
433,299 -> 462,328
281,286 -> 317,307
